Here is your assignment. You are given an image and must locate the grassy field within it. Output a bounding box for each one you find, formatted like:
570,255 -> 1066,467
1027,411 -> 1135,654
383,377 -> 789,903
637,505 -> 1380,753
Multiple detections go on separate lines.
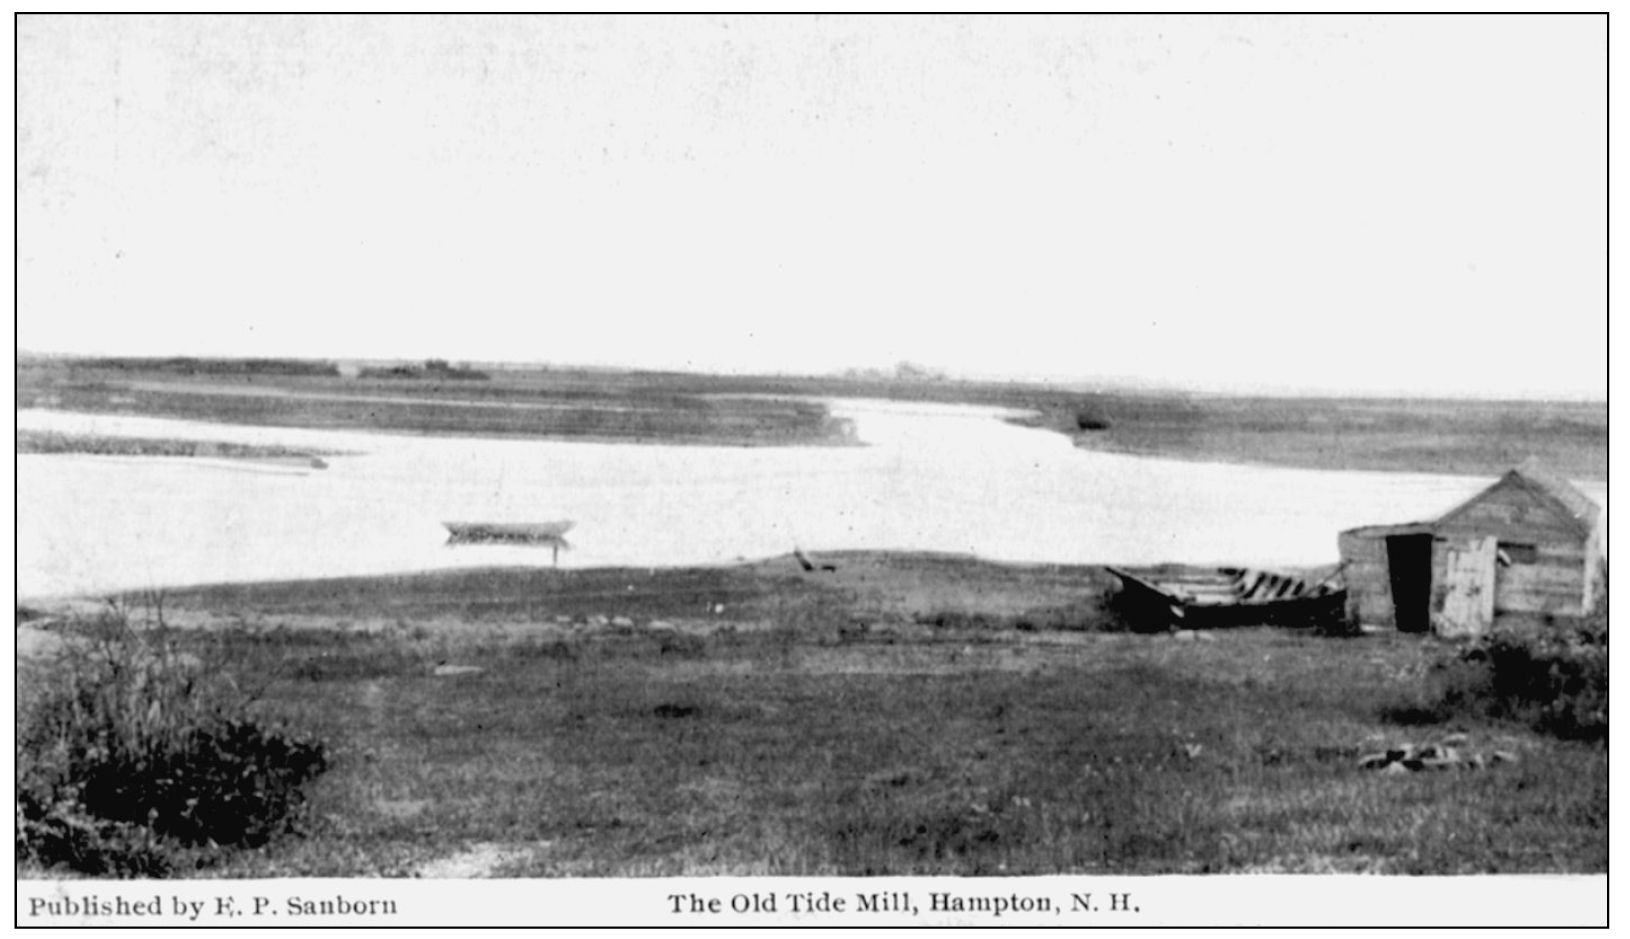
17,356 -> 1606,476
17,554 -> 1605,877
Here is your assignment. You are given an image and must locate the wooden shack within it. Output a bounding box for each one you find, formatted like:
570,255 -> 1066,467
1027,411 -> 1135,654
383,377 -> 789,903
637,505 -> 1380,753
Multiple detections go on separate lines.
1338,460 -> 1603,637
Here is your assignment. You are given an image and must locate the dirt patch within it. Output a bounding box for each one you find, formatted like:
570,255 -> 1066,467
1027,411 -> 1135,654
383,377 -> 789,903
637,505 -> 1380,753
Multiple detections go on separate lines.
415,842 -> 541,878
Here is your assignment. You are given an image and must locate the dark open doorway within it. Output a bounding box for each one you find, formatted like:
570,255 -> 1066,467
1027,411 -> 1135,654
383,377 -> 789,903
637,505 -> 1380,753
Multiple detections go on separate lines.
1386,534 -> 1434,633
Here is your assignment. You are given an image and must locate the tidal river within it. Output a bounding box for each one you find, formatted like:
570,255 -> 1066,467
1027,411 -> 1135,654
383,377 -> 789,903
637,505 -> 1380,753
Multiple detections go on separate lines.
17,400 -> 1608,600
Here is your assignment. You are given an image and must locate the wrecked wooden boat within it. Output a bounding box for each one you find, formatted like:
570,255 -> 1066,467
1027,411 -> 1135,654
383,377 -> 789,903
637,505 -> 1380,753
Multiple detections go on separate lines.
444,520 -> 575,567
1105,565 -> 1346,629
442,520 -> 575,545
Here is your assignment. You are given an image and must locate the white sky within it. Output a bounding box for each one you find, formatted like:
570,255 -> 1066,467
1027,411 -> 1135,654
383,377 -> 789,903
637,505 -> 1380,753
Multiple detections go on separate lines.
16,14 -> 1607,397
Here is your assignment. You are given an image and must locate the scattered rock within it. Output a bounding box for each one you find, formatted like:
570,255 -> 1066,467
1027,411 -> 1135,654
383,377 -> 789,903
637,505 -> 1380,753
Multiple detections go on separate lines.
433,663 -> 483,677
1196,631 -> 1217,642
1492,750 -> 1519,764
610,616 -> 635,627
863,767 -> 921,789
1173,630 -> 1198,641
1360,738 -> 1510,773
588,615 -> 609,627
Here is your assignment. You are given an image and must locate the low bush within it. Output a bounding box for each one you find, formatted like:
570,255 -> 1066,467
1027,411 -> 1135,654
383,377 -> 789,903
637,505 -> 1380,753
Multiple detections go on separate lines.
1430,564 -> 1608,742
1434,625 -> 1607,743
17,606 -> 329,876
1420,568 -> 1607,743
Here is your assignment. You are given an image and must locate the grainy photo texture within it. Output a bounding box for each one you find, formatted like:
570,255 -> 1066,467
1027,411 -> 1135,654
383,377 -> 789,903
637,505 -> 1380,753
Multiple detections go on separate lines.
15,12 -> 1606,926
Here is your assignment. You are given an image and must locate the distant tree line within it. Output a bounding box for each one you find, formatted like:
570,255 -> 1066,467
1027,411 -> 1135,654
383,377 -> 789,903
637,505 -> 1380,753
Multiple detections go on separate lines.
358,358 -> 491,381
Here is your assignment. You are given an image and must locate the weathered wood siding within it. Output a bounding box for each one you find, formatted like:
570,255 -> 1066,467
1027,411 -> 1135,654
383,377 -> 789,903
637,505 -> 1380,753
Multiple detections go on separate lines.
1435,475 -> 1594,617
1430,535 -> 1496,638
1582,523 -> 1605,613
1340,468 -> 1601,632
1490,543 -> 1591,615
1338,529 -> 1395,627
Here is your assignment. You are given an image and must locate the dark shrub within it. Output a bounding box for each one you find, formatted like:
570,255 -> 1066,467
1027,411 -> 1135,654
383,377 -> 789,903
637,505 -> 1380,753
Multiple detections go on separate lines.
1426,622 -> 1606,743
17,610 -> 330,875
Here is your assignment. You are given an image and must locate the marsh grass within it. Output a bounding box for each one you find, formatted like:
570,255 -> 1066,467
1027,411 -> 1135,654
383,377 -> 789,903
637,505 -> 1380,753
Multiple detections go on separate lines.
17,358 -> 1604,475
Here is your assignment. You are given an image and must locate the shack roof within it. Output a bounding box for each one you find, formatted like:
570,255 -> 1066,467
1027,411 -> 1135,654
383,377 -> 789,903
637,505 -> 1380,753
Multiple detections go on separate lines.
1339,521 -> 1437,540
1435,458 -> 1601,539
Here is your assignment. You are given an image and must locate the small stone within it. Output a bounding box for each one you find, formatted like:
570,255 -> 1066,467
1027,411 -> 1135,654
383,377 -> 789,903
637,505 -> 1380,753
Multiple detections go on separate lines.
1173,630 -> 1198,641
1492,750 -> 1519,764
433,664 -> 483,677
1381,762 -> 1410,776
1195,631 -> 1217,642
648,620 -> 674,630
611,616 -> 635,627
1442,732 -> 1471,746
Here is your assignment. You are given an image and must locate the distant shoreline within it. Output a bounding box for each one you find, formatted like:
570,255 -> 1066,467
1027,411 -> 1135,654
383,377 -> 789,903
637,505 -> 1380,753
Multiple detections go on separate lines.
16,430 -> 341,462
16,357 -> 1607,478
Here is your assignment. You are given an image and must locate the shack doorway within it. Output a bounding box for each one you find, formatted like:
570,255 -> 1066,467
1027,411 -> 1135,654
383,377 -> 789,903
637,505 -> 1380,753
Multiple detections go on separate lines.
1386,533 -> 1434,633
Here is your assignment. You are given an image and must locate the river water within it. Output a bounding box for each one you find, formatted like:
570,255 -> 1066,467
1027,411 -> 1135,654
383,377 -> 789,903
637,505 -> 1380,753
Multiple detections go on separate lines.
16,400 -> 1608,600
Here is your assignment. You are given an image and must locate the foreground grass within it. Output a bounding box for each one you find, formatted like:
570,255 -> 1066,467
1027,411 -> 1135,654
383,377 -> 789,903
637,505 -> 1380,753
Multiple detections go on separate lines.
20,557 -> 1602,877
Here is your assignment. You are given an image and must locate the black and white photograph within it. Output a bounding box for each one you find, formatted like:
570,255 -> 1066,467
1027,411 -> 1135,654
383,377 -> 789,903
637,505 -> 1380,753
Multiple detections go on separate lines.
14,13 -> 1607,927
